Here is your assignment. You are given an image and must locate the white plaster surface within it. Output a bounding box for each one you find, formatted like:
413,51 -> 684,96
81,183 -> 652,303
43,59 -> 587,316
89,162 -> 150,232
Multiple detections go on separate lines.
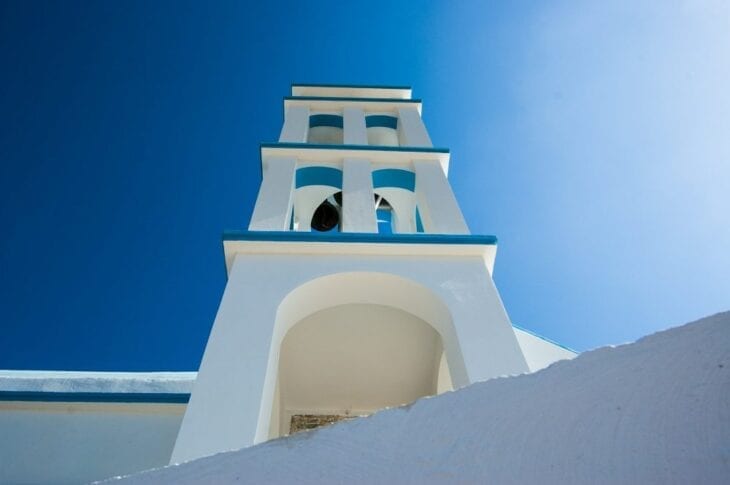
278,105 -> 309,143
117,311 -> 730,484
367,126 -> 399,146
260,145 -> 450,174
307,125 -> 343,145
513,327 -> 577,372
414,159 -> 470,234
277,303 -> 444,434
0,370 -> 195,393
0,372 -> 195,484
343,107 -> 367,145
292,85 -> 411,99
397,106 -> 432,147
248,157 -> 296,231
0,401 -> 186,485
341,158 -> 377,232
170,255 -> 527,463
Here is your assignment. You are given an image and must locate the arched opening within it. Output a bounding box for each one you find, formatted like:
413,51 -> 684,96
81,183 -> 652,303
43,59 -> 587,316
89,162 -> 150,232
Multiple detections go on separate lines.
293,167 -> 342,232
259,272 -> 463,441
310,191 -> 342,232
308,114 -> 343,144
275,303 -> 448,436
375,194 -> 394,234
366,114 -> 399,146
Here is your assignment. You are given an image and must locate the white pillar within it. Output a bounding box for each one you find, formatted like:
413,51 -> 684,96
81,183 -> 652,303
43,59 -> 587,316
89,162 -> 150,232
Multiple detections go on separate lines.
342,158 -> 377,233
398,106 -> 433,147
248,157 -> 296,231
414,159 -> 469,234
170,256 -> 278,464
279,105 -> 309,143
343,107 -> 368,145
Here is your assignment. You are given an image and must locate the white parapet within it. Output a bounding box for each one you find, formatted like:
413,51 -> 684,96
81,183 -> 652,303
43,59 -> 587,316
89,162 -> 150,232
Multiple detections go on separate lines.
398,106 -> 433,147
278,105 -> 309,143
414,160 -> 469,234
342,158 -> 377,233
343,107 -> 368,145
248,157 -> 296,231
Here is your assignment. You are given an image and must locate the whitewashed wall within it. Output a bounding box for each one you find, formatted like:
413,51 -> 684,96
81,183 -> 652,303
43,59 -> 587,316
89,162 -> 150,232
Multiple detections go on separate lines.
514,327 -> 577,371
171,253 -> 529,464
0,402 -> 184,484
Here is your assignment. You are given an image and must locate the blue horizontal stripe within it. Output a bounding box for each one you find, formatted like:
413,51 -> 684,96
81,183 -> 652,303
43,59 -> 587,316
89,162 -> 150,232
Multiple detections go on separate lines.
293,83 -> 411,90
309,114 -> 343,128
262,142 -> 449,154
296,166 -> 343,188
372,168 -> 415,191
366,115 -> 398,129
223,231 -> 497,245
0,391 -> 190,404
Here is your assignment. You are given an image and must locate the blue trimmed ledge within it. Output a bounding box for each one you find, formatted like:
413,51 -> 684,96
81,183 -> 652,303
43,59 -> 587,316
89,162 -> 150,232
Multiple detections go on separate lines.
292,83 -> 411,90
261,142 -> 449,153
286,96 -> 421,104
222,231 -> 497,246
0,391 -> 190,404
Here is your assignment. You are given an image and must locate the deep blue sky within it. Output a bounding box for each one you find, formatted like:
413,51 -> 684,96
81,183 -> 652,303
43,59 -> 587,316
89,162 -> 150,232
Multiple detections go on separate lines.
1,1 -> 728,371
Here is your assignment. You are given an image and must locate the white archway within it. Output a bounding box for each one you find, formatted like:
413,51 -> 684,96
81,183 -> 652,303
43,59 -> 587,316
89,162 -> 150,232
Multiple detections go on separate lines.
255,271 -> 468,441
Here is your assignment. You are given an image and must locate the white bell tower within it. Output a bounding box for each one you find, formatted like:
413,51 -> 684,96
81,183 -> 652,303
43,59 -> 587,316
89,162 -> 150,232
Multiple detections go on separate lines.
170,84 -> 541,464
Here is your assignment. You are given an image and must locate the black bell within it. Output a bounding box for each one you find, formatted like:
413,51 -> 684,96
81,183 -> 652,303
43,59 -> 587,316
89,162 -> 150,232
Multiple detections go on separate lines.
311,200 -> 340,232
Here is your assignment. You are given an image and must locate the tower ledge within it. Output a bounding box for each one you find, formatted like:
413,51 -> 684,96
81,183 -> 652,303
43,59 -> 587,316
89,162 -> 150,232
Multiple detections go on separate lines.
221,231 -> 498,276
291,84 -> 412,99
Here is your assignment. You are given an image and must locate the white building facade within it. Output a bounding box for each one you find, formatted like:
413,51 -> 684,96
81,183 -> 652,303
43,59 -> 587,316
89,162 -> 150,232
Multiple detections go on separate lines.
0,84 -> 575,484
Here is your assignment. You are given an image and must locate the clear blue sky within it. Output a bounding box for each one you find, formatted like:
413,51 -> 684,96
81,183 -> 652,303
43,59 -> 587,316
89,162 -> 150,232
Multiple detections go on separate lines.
1,1 -> 728,371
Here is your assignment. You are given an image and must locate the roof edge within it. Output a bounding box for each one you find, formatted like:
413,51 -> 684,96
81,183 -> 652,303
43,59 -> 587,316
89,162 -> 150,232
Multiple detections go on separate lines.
292,83 -> 412,90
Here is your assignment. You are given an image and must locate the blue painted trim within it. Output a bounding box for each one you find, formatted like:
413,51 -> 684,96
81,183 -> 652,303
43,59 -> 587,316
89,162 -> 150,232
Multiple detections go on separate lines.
309,114 -> 343,128
223,230 -> 497,245
366,115 -> 398,129
0,391 -> 190,404
512,324 -> 578,354
286,96 -> 421,104
376,208 -> 393,235
415,207 -> 424,233
293,83 -> 411,90
262,142 -> 449,154
296,166 -> 343,188
372,169 -> 415,191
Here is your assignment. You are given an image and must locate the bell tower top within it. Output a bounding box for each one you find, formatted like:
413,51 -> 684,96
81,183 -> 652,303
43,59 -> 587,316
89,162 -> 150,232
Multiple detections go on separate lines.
246,83 -> 471,237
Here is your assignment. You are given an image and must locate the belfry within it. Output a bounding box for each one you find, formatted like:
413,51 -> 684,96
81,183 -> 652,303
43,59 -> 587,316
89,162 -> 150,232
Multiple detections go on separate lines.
170,84 -> 574,464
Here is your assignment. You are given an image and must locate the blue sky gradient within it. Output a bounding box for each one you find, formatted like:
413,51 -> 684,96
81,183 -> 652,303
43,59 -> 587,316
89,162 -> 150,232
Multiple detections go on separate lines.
1,1 -> 728,370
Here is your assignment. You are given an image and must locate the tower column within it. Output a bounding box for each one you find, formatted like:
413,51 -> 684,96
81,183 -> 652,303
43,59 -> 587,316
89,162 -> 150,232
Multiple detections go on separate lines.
248,157 -> 296,231
398,106 -> 433,147
414,159 -> 469,234
279,105 -> 309,142
343,107 -> 368,145
342,158 -> 377,233
170,255 -> 278,464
